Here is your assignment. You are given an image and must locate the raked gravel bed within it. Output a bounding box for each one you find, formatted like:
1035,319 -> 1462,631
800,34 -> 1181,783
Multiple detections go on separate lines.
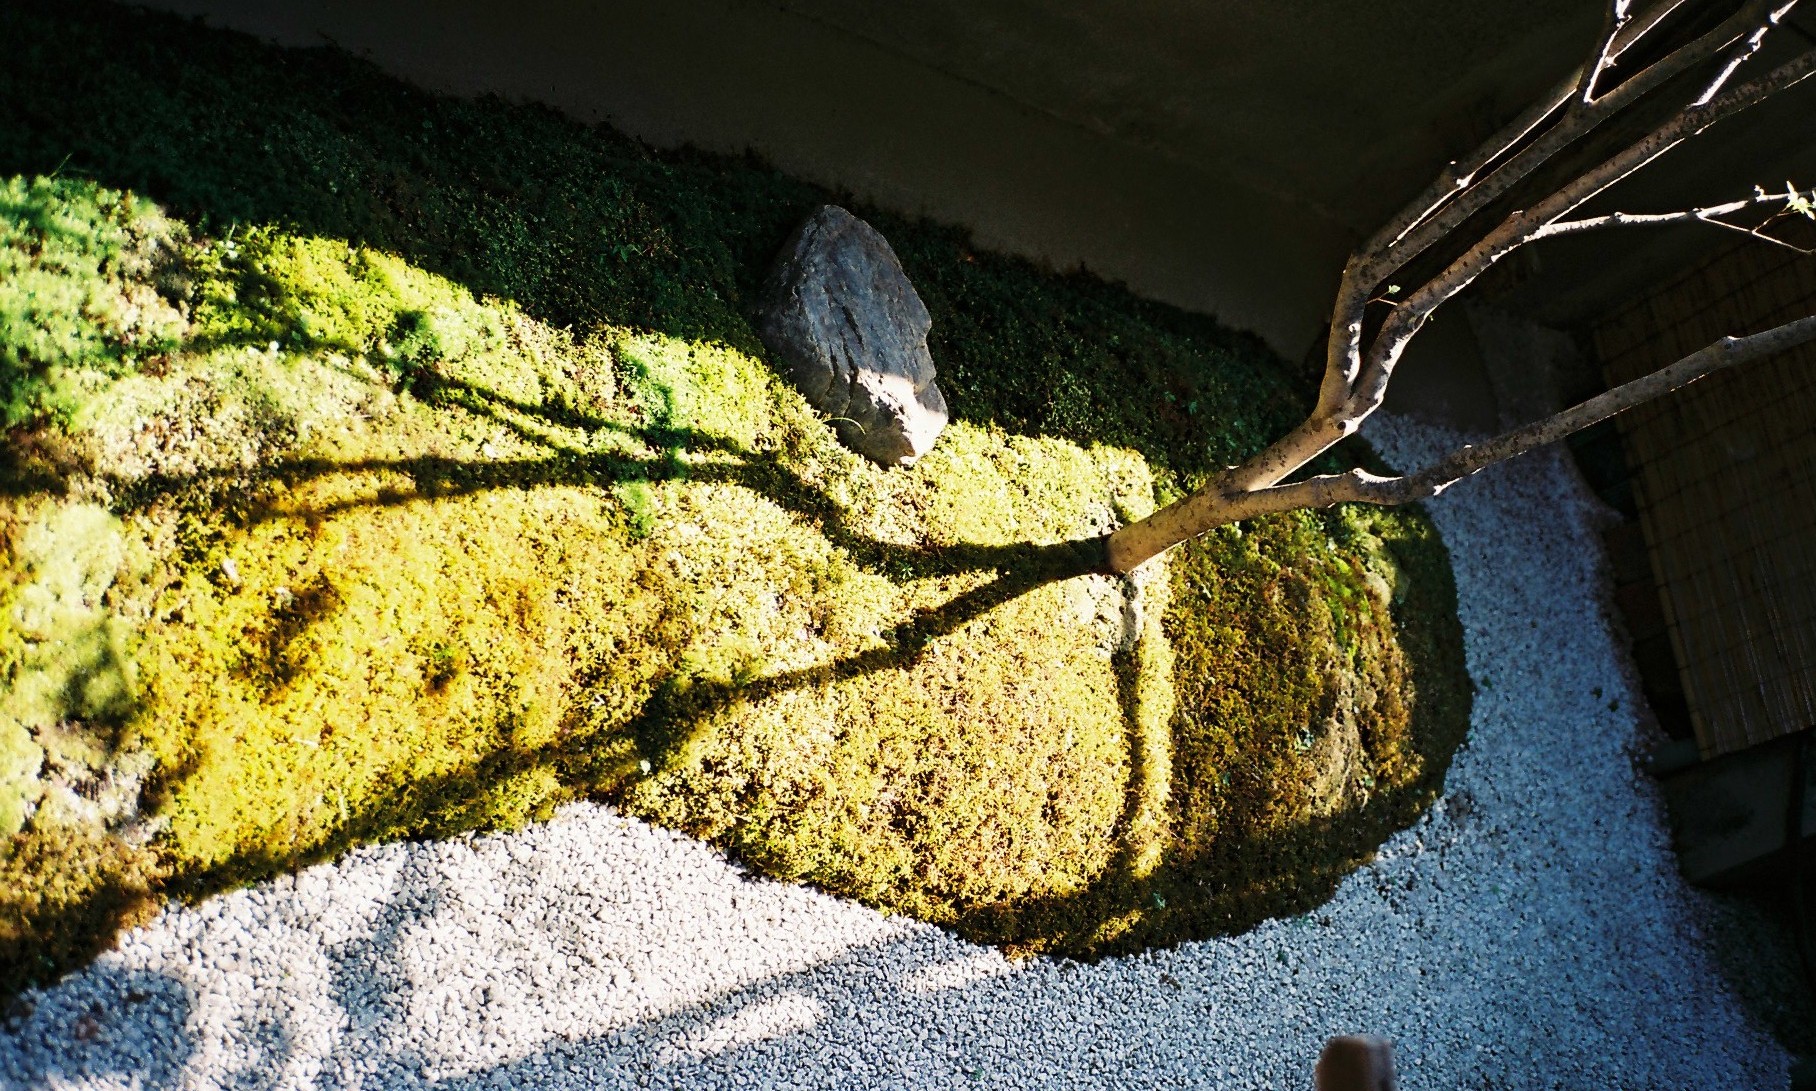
0,416 -> 1790,1090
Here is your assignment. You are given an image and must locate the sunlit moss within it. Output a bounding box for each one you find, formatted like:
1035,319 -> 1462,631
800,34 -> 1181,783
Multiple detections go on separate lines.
0,69 -> 1466,988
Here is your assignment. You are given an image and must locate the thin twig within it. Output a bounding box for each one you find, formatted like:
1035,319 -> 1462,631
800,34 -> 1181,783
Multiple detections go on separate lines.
1695,1 -> 1798,105
1351,47 -> 1816,418
1715,213 -> 1816,253
1537,185 -> 1815,236
1580,0 -> 1636,104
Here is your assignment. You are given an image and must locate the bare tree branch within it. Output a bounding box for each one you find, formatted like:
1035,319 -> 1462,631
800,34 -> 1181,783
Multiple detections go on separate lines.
1365,0 -> 1691,261
1350,46 -> 1816,424
1385,311 -> 1816,498
1536,186 -> 1803,234
1103,315 -> 1816,569
1251,48 -> 1816,512
1372,0 -> 1790,281
1099,7 -> 1816,576
1367,0 -> 1761,260
1536,184 -> 1816,252
1694,0 -> 1800,104
1313,0 -> 1784,434
1580,0 -> 1636,104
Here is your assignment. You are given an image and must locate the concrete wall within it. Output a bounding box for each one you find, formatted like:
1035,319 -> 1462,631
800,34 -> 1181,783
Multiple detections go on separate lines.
129,0 -> 1816,431
139,0 -> 1357,362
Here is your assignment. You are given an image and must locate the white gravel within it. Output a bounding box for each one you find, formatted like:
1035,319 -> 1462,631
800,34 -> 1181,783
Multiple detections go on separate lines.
0,416 -> 1790,1089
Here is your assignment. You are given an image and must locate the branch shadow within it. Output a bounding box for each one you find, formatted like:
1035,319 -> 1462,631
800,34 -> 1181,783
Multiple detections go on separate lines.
0,0 -> 1466,1001
150,539 -> 1105,909
7,350 -> 1114,588
2,338 -> 1463,984
952,781 -> 1444,958
0,323 -> 1122,992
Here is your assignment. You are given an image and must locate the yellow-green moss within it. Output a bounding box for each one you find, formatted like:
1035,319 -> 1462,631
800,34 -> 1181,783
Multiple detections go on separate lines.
0,0 -> 1466,986
0,175 -> 187,427
0,175 -> 1468,992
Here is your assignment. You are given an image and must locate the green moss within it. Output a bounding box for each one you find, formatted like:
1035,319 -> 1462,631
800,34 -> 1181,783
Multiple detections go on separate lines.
0,501 -> 143,836
0,176 -> 187,426
0,719 -> 39,838
0,0 -> 1470,997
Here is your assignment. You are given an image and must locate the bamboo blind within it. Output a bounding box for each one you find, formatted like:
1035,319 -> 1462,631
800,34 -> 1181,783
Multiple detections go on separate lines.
1592,235 -> 1816,759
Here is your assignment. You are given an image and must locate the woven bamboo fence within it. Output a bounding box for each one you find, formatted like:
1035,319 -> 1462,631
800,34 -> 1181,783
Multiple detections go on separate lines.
1592,232 -> 1816,759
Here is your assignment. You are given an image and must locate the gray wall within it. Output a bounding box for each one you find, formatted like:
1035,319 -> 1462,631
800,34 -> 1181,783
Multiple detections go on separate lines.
139,0 -> 1358,362
145,1 -> 1815,431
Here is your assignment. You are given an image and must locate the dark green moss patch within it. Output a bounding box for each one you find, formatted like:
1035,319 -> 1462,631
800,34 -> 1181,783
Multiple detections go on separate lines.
0,0 -> 1468,996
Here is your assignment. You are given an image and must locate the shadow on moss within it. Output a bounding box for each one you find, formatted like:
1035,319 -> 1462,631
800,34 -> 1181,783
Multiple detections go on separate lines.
0,287 -> 1463,998
0,0 -> 1469,997
4,356 -> 1462,977
0,304 -> 1463,993
0,0 -> 1303,483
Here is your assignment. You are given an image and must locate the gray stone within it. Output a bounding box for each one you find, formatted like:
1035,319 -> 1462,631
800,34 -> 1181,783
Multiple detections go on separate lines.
759,206 -> 948,466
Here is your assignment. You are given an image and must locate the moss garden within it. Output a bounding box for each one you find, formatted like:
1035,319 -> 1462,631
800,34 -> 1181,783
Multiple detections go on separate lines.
0,0 -> 1470,995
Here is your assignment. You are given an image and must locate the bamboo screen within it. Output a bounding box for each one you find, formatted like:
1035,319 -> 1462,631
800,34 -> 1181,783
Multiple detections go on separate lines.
1592,237 -> 1816,760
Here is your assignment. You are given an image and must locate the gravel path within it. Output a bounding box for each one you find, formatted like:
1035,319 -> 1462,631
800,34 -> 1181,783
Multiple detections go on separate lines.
1,417 -> 1789,1090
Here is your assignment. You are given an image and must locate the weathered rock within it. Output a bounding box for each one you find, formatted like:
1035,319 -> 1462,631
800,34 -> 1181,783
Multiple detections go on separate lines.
759,206 -> 948,466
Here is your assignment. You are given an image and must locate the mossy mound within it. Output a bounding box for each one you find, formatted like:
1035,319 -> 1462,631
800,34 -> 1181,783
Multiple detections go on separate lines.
0,0 -> 1469,994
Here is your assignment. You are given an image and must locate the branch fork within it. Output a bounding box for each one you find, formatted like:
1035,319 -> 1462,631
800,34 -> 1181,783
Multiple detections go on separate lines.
1104,0 -> 1816,575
